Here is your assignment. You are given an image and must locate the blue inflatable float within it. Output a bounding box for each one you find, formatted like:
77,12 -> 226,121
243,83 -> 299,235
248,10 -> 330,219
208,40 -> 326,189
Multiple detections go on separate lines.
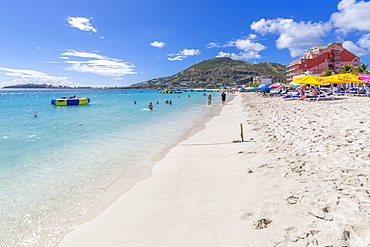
51,97 -> 90,106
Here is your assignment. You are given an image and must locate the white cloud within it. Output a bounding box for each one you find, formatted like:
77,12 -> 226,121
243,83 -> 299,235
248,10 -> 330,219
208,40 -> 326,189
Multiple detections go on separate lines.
358,33 -> 370,51
167,48 -> 201,61
251,18 -> 331,57
61,50 -> 104,59
330,0 -> 370,35
66,16 -> 97,33
206,42 -> 221,48
342,40 -> 367,56
181,49 -> 201,56
60,50 -> 136,79
342,34 -> 370,56
167,56 -> 186,61
234,38 -> 266,52
0,68 -> 72,87
216,51 -> 262,60
216,35 -> 266,60
150,41 -> 166,48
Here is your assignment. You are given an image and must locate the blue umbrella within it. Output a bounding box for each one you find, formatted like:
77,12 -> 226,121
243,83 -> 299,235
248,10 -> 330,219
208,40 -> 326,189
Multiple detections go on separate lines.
260,84 -> 272,90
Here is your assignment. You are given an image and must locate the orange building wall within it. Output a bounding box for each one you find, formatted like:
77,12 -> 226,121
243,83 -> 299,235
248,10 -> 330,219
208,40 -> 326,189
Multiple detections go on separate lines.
286,43 -> 360,82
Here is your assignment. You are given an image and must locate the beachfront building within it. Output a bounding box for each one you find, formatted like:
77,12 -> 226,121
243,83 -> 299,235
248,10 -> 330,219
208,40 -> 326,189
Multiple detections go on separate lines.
286,43 -> 360,82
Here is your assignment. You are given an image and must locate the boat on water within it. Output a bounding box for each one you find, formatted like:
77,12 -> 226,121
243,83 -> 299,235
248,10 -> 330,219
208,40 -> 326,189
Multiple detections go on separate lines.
51,97 -> 90,106
159,89 -> 182,94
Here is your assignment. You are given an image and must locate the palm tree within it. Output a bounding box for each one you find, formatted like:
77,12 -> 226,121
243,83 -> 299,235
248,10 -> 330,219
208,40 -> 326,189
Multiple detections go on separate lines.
354,64 -> 369,75
321,70 -> 334,77
339,64 -> 354,74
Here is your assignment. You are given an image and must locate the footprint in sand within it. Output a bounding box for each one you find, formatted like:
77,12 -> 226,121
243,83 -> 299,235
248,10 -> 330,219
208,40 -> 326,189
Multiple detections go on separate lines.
253,218 -> 273,229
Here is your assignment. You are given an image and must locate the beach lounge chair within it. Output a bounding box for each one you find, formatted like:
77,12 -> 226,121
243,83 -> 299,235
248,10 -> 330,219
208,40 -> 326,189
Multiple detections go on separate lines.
364,83 -> 370,97
266,88 -> 288,97
306,92 -> 335,101
282,92 -> 300,100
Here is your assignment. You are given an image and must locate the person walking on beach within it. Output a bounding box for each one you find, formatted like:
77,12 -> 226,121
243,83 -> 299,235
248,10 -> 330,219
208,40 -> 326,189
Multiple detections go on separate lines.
364,83 -> 370,97
207,94 -> 212,105
148,102 -> 153,110
298,84 -> 308,101
221,91 -> 226,105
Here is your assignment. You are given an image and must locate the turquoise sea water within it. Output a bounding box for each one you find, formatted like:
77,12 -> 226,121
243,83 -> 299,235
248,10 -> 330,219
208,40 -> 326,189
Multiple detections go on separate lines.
0,89 -> 225,246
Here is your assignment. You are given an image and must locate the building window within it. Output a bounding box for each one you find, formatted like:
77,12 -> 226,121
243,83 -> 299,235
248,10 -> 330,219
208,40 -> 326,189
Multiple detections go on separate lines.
334,50 -> 340,54
326,59 -> 333,62
334,57 -> 341,59
354,59 -> 358,62
302,60 -> 307,62
302,65 -> 307,67
354,64 -> 358,66
335,67 -> 341,69
335,62 -> 340,64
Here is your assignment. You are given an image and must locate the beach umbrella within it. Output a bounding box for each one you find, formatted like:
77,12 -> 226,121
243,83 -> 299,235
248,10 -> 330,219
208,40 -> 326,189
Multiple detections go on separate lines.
358,74 -> 370,83
324,74 -> 366,93
322,75 -> 346,84
287,82 -> 300,87
270,83 -> 285,88
260,84 -> 272,90
292,75 -> 328,85
336,74 -> 366,83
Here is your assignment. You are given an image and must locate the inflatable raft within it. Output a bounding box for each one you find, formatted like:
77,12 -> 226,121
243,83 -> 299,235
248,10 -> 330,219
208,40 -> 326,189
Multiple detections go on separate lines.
160,89 -> 182,94
51,97 -> 90,106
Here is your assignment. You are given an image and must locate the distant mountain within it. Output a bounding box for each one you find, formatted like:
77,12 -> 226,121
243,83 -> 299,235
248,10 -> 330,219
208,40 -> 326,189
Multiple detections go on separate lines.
131,57 -> 287,88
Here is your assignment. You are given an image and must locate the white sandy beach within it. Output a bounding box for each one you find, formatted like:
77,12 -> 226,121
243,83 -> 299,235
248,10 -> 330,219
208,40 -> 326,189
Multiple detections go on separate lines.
59,93 -> 370,246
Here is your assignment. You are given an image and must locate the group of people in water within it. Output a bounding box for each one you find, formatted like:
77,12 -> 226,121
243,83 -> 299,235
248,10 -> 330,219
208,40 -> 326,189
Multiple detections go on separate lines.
145,99 -> 172,110
144,91 -> 227,110
205,91 -> 227,105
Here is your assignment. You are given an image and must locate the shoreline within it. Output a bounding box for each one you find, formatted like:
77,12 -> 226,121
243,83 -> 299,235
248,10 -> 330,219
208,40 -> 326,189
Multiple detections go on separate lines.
56,94 -> 229,244
59,93 -> 370,246
59,94 -> 252,246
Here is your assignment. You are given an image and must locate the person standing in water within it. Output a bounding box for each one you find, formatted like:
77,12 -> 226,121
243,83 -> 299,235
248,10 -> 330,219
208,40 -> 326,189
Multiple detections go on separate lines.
207,94 -> 212,105
148,102 -> 153,110
221,91 -> 226,105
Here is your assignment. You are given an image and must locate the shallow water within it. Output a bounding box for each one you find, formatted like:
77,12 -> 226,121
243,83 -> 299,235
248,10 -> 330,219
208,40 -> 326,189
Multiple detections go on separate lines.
0,89 -> 224,246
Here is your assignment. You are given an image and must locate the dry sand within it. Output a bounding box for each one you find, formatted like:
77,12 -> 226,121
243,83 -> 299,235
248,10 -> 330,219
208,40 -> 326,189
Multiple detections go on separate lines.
59,93 -> 370,247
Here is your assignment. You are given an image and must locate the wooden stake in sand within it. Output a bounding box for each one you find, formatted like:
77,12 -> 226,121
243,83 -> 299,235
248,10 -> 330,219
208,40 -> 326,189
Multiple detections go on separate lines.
240,123 -> 244,142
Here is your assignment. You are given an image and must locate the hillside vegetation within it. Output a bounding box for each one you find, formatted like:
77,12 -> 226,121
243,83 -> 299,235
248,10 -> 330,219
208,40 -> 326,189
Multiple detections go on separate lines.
132,57 -> 287,88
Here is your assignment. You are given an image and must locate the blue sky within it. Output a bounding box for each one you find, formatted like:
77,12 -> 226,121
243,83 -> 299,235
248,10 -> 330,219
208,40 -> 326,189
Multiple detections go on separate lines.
1,0 -> 370,87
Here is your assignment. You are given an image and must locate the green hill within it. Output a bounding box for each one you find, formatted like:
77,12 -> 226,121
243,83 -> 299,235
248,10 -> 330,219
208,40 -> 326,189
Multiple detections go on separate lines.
132,57 -> 287,88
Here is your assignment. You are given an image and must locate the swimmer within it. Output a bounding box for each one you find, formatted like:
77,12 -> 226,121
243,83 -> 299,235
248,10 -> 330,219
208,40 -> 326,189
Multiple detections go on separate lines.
148,102 -> 153,110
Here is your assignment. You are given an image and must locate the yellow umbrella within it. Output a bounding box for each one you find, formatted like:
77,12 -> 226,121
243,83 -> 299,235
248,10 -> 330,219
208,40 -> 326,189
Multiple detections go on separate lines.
336,74 -> 366,83
323,74 -> 366,95
292,75 -> 328,85
323,74 -> 367,83
322,75 -> 347,84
